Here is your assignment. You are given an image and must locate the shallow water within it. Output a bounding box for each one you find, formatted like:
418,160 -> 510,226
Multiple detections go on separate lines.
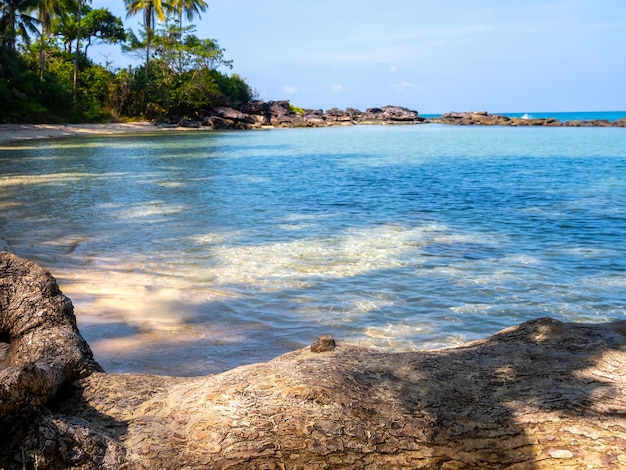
1,124 -> 625,375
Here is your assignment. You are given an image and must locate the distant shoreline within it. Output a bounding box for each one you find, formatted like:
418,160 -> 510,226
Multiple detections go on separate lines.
2,109 -> 626,146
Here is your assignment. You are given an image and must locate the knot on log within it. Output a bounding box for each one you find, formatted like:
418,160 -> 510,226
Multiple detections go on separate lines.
310,334 -> 336,352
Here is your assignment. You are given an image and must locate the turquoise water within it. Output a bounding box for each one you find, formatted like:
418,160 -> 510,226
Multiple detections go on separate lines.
503,111 -> 626,121
1,124 -> 626,375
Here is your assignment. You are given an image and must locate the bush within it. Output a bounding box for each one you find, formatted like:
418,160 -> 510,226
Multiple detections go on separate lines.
289,104 -> 305,115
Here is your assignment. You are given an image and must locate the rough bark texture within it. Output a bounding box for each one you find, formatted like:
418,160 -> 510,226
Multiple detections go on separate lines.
0,252 -> 101,430
1,252 -> 626,469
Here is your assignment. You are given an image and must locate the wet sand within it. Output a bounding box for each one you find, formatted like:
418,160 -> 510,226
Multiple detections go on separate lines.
0,122 -> 196,145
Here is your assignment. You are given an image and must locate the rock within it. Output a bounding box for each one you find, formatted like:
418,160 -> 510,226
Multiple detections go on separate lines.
211,106 -> 256,125
239,100 -> 299,127
303,109 -> 326,127
240,100 -> 272,126
240,99 -> 270,116
268,100 -> 292,117
441,111 -> 466,119
439,112 -> 626,127
4,254 -> 626,467
359,106 -> 420,123
325,107 -> 354,123
380,105 -> 419,121
310,334 -> 336,352
166,115 -> 181,125
359,107 -> 386,124
440,111 -> 509,126
236,101 -> 426,128
205,116 -> 231,130
270,114 -> 295,127
178,119 -> 200,128
291,115 -> 310,128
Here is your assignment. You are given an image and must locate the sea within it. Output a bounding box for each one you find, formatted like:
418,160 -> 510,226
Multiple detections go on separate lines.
1,111 -> 625,376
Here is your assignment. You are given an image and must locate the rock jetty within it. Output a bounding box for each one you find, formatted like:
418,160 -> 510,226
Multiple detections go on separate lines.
2,251 -> 626,469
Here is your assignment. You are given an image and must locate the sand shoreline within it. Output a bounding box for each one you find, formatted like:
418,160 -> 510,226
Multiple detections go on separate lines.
0,122 -> 198,145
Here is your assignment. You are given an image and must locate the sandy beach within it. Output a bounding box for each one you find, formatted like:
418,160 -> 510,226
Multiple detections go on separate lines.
0,122 -> 193,145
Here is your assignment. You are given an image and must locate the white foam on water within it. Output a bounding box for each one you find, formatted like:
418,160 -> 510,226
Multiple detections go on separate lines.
0,173 -> 101,186
450,304 -> 493,314
116,202 -> 188,219
359,322 -> 435,350
207,223 -> 436,290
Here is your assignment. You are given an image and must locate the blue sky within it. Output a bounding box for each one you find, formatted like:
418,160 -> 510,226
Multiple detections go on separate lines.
92,0 -> 626,114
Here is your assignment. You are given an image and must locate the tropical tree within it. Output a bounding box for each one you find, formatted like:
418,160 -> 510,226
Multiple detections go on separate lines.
31,0 -> 73,80
56,5 -> 125,56
72,0 -> 86,101
0,0 -> 39,50
124,0 -> 165,74
165,0 -> 207,72
167,0 -> 207,29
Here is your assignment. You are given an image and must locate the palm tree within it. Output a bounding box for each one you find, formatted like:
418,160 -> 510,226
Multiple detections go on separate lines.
167,0 -> 207,30
124,0 -> 165,74
31,0 -> 65,80
0,0 -> 39,50
165,0 -> 207,72
72,0 -> 83,102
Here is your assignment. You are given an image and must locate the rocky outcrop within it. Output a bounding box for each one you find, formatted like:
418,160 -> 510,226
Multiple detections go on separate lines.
156,107 -> 626,131
159,101 -> 424,130
436,111 -> 626,127
2,252 -> 626,469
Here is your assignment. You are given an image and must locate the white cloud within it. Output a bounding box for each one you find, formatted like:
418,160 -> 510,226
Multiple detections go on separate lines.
331,84 -> 343,93
283,85 -> 298,95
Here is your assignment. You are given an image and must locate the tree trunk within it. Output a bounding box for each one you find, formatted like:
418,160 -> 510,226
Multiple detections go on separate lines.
73,0 -> 83,104
1,252 -> 625,469
39,34 -> 44,81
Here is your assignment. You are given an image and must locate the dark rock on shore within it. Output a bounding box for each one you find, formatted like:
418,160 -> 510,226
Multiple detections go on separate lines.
2,252 -> 626,469
158,100 -> 424,130
156,107 -> 625,131
435,111 -> 626,127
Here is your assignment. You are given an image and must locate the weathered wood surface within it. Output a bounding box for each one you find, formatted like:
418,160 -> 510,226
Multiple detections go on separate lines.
1,251 -> 626,469
0,252 -> 101,428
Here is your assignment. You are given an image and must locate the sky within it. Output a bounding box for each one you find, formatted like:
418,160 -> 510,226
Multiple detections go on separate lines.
91,0 -> 626,114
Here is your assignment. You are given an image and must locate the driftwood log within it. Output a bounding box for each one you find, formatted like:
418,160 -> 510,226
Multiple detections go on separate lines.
0,252 -> 101,437
1,251 -> 625,469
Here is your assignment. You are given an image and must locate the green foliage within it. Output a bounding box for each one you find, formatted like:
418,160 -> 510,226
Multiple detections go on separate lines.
111,26 -> 254,119
0,0 -> 39,51
0,45 -> 74,123
289,104 -> 305,115
65,6 -> 127,55
0,0 -> 257,123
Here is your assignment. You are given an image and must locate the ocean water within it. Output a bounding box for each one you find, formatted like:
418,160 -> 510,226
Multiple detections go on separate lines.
1,124 -> 625,376
503,111 -> 626,122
